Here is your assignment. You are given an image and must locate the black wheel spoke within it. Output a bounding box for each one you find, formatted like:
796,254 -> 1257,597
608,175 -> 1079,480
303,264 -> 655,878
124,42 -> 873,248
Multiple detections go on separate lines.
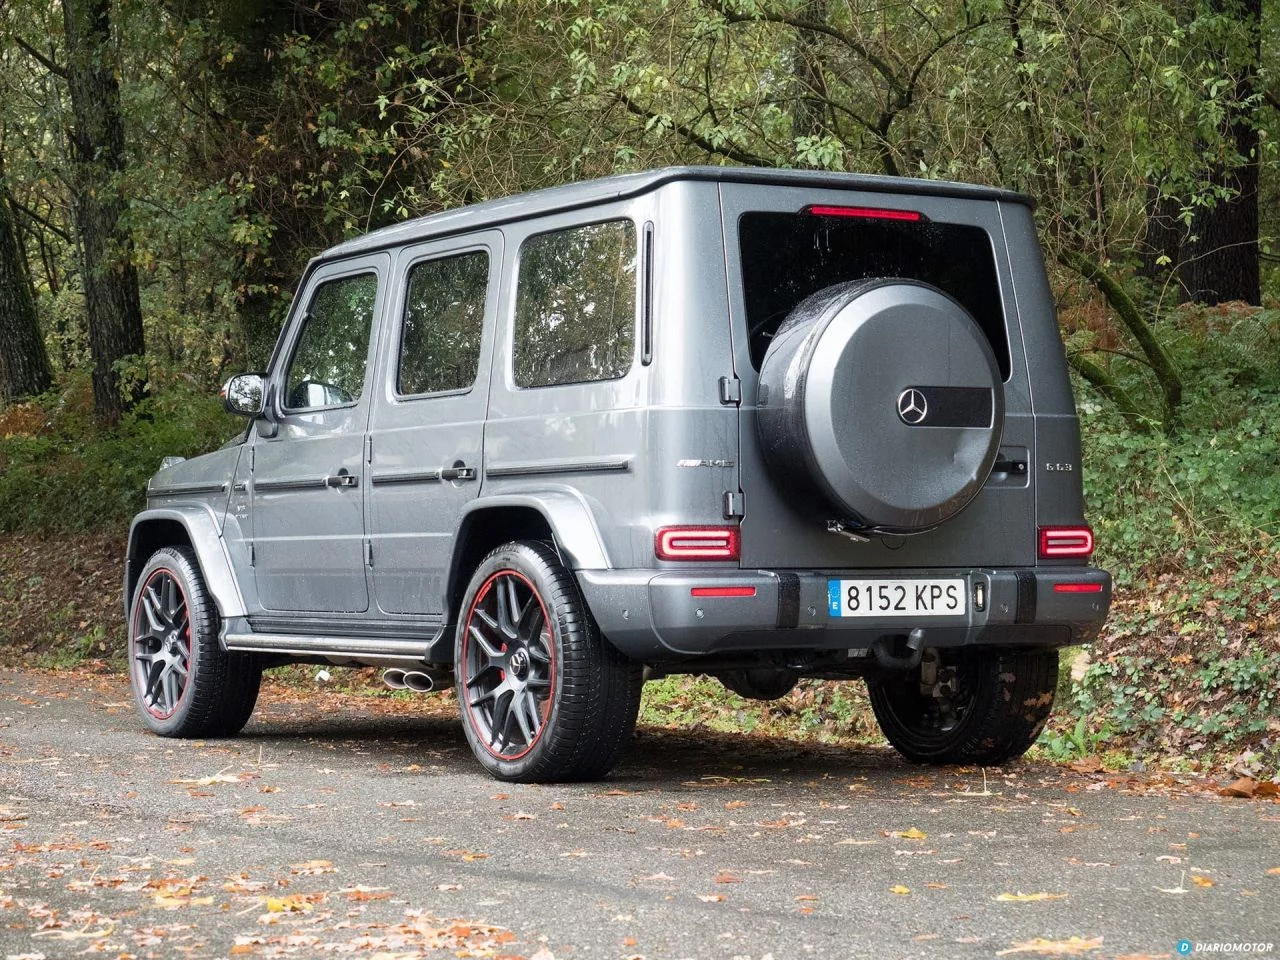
142,586 -> 166,635
512,691 -> 535,744
489,690 -> 512,748
468,622 -> 504,661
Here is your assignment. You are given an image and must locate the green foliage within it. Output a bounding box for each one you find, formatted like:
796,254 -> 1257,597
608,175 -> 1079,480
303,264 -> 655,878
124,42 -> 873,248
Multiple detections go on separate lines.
0,370 -> 239,534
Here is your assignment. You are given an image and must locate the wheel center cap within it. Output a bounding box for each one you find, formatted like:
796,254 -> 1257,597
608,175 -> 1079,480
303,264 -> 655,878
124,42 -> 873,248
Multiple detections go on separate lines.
509,649 -> 530,679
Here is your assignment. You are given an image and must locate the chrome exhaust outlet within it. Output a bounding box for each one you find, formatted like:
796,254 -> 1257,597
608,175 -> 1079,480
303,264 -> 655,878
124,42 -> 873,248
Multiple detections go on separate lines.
382,668 -> 408,690
402,670 -> 434,693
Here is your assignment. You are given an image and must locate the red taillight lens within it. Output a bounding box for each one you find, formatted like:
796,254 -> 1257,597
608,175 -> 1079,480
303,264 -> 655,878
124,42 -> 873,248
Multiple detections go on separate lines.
1052,582 -> 1104,594
655,526 -> 740,561
1039,526 -> 1094,558
690,586 -> 757,598
804,204 -> 922,222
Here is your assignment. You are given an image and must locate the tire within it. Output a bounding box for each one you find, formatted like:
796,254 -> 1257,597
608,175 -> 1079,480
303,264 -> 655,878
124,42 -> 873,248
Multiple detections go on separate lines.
454,540 -> 642,783
127,546 -> 262,738
868,647 -> 1057,765
756,279 -> 1004,533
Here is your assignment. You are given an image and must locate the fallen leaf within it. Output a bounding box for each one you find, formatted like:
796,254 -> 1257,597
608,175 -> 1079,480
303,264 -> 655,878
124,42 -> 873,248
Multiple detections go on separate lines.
889,885 -> 911,895
697,893 -> 726,902
1069,758 -> 1104,774
714,871 -> 743,884
1266,867 -> 1280,876
725,800 -> 748,810
996,891 -> 1068,902
1220,777 -> 1259,798
885,827 -> 927,840
795,894 -> 819,902
171,771 -> 242,786
290,859 -> 335,875
996,936 -> 1104,956
345,886 -> 390,902
1192,875 -> 1215,888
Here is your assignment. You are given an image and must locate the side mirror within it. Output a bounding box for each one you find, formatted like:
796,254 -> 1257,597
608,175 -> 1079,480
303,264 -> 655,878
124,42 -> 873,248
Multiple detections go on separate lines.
220,373 -> 267,417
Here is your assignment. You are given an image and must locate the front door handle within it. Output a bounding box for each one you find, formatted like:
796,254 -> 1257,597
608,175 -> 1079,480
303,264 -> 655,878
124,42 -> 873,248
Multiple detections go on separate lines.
325,471 -> 359,488
441,464 -> 477,482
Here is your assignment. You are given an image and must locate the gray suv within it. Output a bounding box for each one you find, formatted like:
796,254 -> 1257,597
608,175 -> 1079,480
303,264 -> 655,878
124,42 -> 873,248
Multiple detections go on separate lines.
124,166 -> 1110,782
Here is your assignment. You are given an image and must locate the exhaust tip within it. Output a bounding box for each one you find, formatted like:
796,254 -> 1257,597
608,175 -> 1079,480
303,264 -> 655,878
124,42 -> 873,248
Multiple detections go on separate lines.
382,668 -> 408,690
402,671 -> 434,693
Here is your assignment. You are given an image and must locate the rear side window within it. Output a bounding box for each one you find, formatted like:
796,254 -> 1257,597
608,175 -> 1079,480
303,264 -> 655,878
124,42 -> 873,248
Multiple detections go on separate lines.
397,250 -> 489,396
513,219 -> 636,388
738,212 -> 1010,379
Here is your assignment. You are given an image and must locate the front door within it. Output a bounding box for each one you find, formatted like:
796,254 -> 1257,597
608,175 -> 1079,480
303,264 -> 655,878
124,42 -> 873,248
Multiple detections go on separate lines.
366,233 -> 501,615
251,254 -> 389,614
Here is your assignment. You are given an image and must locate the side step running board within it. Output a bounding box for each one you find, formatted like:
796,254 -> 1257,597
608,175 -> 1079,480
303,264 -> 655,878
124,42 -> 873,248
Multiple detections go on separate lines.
224,632 -> 432,662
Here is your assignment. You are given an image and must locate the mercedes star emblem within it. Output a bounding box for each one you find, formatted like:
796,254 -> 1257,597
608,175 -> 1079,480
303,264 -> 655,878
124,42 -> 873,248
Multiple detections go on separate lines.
897,388 -> 928,425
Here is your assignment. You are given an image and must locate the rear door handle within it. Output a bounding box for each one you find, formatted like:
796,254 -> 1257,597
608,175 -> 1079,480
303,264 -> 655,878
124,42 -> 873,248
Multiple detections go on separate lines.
440,464 -> 477,482
325,472 -> 359,488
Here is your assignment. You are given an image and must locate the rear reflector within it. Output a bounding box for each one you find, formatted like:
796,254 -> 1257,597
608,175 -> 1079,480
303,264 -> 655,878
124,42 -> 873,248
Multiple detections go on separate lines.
1052,582 -> 1104,594
1039,526 -> 1094,558
690,586 -> 757,598
805,204 -> 921,222
655,526 -> 740,561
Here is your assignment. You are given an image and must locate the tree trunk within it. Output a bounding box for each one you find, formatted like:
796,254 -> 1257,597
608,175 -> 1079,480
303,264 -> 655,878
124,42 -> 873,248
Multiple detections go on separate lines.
0,153 -> 53,404
1180,0 -> 1261,306
791,0 -> 829,146
62,0 -> 145,424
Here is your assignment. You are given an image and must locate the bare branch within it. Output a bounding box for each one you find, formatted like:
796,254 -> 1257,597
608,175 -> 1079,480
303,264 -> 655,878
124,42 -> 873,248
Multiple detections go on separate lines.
12,36 -> 66,79
616,91 -> 771,167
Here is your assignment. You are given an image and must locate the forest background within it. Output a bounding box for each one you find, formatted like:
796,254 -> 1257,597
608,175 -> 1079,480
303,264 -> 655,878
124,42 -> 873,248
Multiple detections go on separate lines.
1,0 -> 1278,774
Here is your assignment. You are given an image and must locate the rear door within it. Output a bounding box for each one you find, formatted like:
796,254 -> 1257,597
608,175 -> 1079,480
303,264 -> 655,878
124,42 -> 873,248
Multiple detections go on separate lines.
719,183 -> 1036,570
366,232 -> 501,616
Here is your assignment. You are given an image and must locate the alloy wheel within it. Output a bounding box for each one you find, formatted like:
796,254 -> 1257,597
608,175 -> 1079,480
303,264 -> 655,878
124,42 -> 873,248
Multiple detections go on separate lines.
461,571 -> 555,760
130,569 -> 192,719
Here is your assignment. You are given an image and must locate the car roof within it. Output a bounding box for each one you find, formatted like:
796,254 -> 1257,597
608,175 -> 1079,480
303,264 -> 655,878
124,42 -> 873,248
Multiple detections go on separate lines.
321,165 -> 1031,262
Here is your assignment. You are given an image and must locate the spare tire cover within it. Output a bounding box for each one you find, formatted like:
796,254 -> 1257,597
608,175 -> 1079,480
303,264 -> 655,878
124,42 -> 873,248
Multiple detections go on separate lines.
756,279 -> 1004,534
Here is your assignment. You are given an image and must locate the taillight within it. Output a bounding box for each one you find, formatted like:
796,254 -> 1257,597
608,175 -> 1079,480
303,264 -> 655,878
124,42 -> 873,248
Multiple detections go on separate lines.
804,204 -> 922,222
655,526 -> 740,561
1039,526 -> 1094,559
1052,582 -> 1104,594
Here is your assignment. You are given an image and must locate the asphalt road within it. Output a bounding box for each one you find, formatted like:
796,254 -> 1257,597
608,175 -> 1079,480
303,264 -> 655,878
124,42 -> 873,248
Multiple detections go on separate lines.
1,667 -> 1277,960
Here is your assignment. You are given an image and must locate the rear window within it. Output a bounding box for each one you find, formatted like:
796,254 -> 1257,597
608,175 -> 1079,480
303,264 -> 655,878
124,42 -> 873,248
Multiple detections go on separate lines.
738,211 -> 1010,379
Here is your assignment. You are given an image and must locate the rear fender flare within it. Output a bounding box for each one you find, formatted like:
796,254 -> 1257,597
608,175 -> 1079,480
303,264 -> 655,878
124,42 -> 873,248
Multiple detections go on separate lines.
456,491 -> 612,571
124,507 -> 247,621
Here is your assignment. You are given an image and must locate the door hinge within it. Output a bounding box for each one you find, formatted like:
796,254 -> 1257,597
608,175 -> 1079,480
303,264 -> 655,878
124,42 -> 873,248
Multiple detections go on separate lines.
364,434 -> 373,464
365,539 -> 374,567
722,490 -> 744,518
719,376 -> 742,406
248,542 -> 255,567
249,446 -> 255,471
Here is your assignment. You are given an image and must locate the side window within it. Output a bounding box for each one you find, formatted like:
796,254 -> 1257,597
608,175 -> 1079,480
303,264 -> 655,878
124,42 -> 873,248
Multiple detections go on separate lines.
397,250 -> 489,396
513,219 -> 636,388
285,273 -> 378,410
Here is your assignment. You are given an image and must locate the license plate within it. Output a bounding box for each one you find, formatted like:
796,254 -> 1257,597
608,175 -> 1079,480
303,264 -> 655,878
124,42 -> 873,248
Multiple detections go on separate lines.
827,578 -> 967,618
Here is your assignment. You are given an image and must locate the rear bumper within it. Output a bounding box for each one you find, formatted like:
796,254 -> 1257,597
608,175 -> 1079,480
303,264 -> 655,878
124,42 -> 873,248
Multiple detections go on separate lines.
577,567 -> 1110,662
